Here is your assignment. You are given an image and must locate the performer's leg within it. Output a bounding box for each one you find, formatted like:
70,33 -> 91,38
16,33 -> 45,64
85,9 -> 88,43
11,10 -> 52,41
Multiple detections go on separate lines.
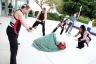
6,27 -> 18,64
65,22 -> 73,34
68,23 -> 74,34
41,22 -> 45,36
52,25 -> 59,33
77,40 -> 86,49
60,26 -> 64,35
77,37 -> 86,49
32,21 -> 40,29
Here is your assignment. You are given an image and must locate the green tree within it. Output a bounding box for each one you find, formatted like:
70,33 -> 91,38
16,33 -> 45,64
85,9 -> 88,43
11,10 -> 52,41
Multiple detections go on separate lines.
34,0 -> 64,13
62,0 -> 96,19
53,0 -> 64,13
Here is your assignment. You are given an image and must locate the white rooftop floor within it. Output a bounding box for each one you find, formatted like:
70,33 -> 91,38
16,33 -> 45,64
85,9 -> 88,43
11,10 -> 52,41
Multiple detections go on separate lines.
0,17 -> 96,64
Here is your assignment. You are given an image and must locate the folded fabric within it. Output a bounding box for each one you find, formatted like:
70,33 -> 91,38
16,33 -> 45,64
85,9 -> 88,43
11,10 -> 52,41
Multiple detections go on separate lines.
55,34 -> 65,45
32,33 -> 60,52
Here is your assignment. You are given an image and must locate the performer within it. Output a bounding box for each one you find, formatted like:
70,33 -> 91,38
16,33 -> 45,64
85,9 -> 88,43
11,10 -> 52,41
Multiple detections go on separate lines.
33,33 -> 66,52
65,12 -> 78,34
87,18 -> 94,33
32,8 -> 47,36
52,18 -> 68,35
8,3 -> 13,16
74,25 -> 91,49
6,4 -> 31,64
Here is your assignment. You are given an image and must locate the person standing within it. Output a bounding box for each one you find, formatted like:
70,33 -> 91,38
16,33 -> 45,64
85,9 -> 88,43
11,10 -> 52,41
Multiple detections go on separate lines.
8,3 -> 13,16
6,4 -> 31,64
74,25 -> 91,49
87,18 -> 94,33
32,8 -> 47,36
65,12 -> 78,34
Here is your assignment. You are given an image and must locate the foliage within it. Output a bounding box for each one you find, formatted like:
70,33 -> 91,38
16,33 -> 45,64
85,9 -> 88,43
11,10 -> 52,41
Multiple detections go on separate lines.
47,13 -> 65,21
62,0 -> 96,19
63,2 -> 81,15
93,19 -> 96,26
28,10 -> 33,17
81,2 -> 96,19
77,16 -> 90,24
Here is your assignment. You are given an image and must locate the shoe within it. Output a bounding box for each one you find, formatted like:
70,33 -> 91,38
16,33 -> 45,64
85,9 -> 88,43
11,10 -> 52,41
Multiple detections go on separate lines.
68,32 -> 71,34
76,47 -> 82,49
18,43 -> 20,45
43,35 -> 45,36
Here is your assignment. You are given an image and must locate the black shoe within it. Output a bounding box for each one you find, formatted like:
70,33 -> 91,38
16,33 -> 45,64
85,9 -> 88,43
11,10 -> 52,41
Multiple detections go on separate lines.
43,34 -> 45,36
76,47 -> 82,49
43,35 -> 45,36
18,43 -> 20,45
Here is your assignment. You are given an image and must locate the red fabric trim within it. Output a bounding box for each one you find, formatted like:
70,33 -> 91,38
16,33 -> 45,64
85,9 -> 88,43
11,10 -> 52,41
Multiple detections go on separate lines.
13,20 -> 19,34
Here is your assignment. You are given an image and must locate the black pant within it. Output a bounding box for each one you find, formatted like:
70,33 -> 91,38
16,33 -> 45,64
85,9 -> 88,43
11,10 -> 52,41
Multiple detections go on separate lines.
32,21 -> 45,36
6,26 -> 18,64
77,37 -> 86,49
52,25 -> 64,35
8,9 -> 12,15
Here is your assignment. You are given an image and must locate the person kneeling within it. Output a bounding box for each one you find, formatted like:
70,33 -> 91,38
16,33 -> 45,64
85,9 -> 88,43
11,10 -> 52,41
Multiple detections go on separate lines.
74,25 -> 91,49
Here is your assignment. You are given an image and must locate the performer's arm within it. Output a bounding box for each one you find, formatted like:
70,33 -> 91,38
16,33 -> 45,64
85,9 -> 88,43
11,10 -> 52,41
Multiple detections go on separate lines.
36,11 -> 41,19
18,12 -> 31,31
75,31 -> 80,37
